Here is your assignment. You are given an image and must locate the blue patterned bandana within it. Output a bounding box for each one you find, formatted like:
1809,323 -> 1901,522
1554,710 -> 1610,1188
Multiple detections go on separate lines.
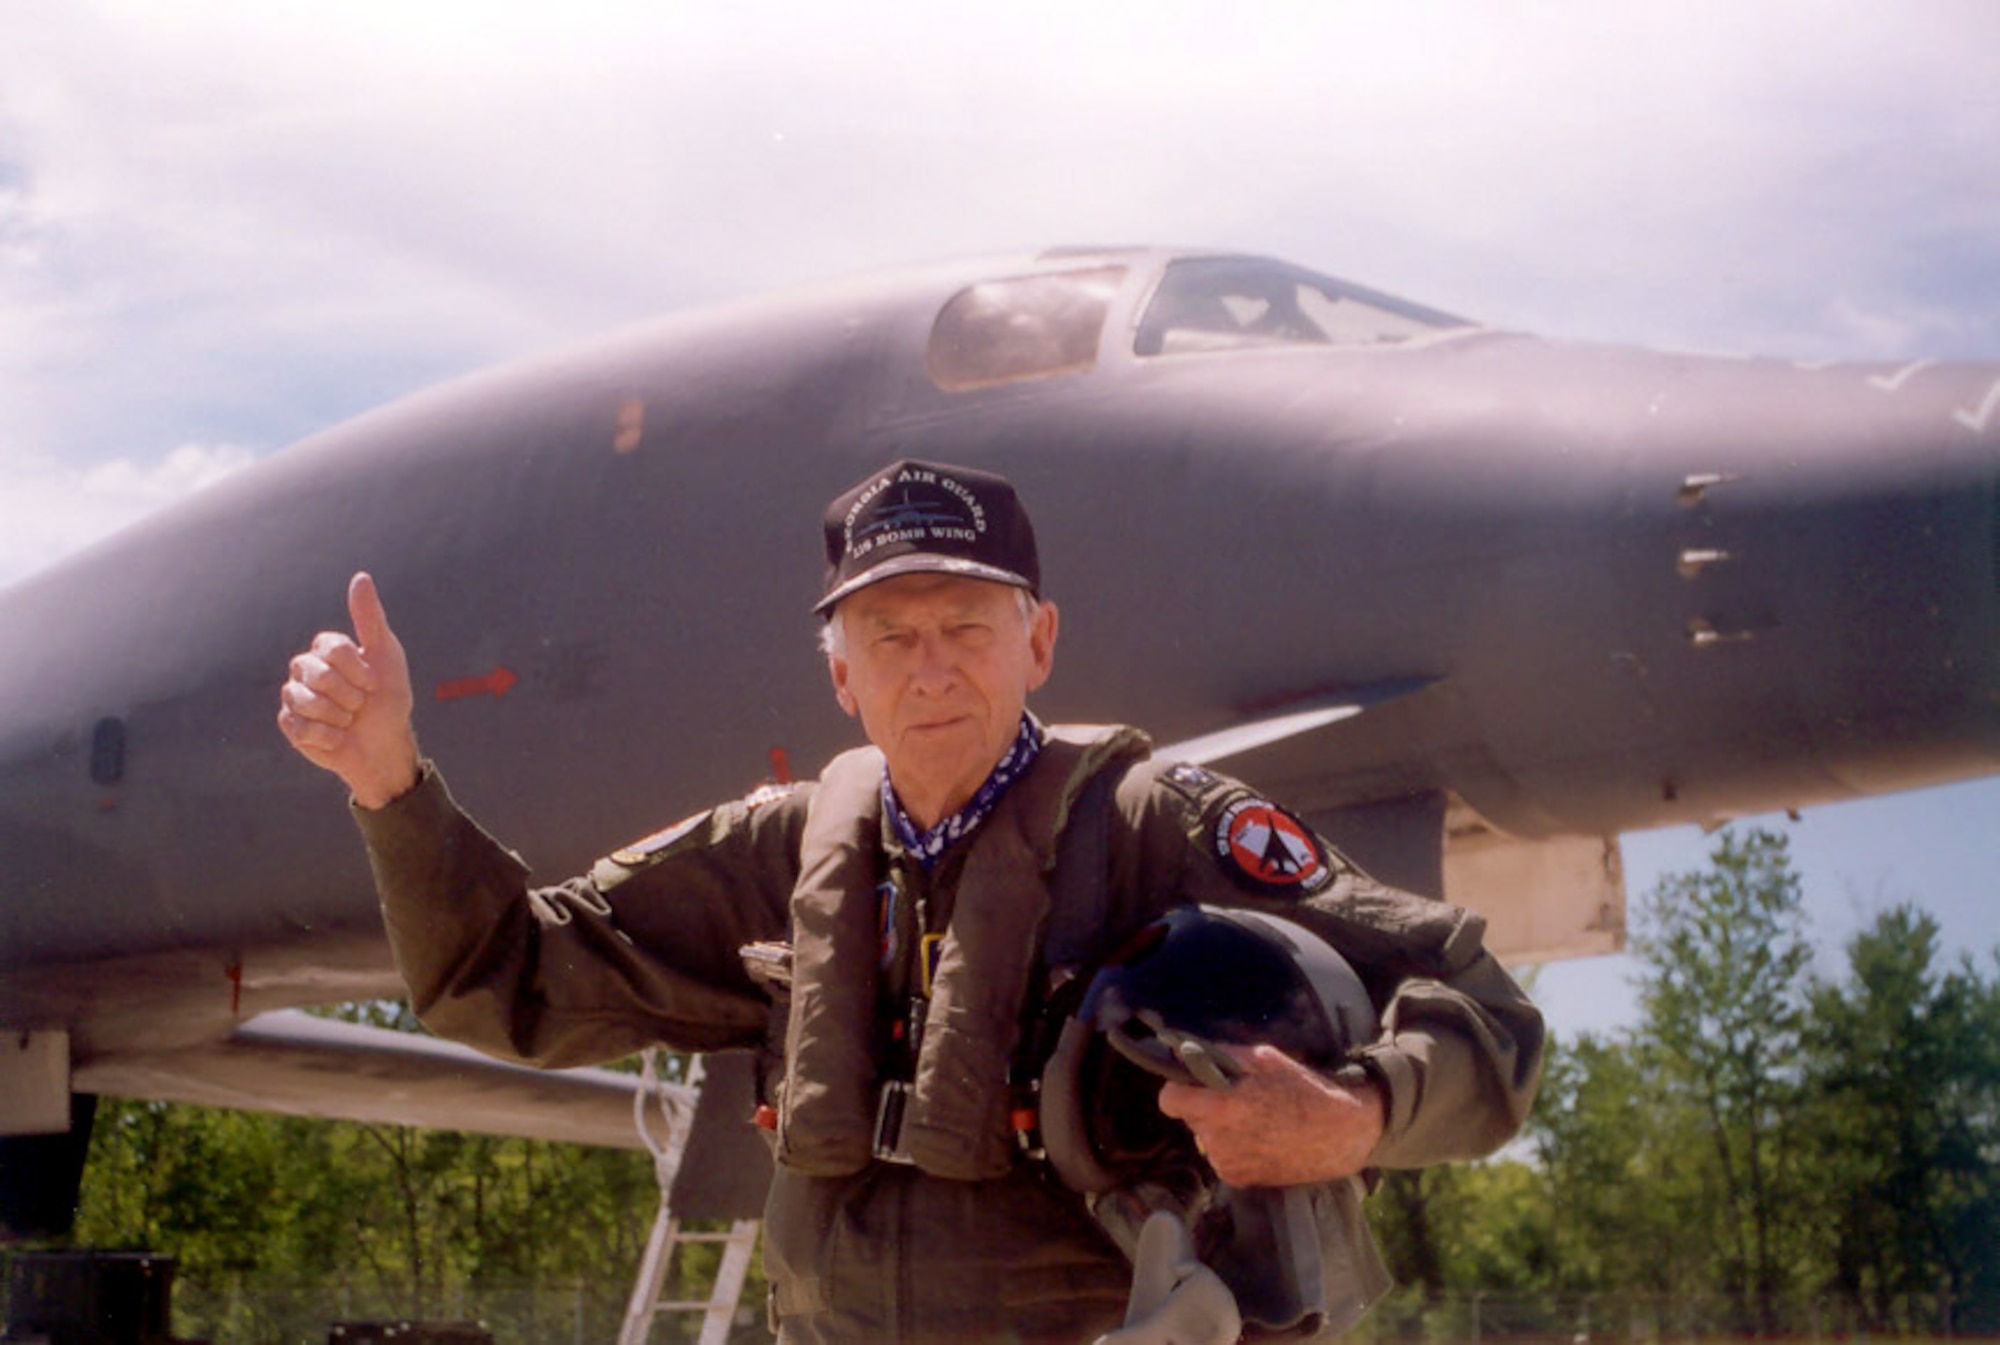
882,715 -> 1044,870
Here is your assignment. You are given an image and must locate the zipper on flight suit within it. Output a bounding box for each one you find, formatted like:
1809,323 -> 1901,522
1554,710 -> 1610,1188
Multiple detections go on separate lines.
873,865 -> 931,1164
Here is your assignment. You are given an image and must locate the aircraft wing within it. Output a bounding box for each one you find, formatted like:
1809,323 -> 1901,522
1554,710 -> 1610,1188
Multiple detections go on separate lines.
1153,679 -> 1439,768
74,1010 -> 660,1151
26,1011 -> 774,1229
1157,683 -> 1626,966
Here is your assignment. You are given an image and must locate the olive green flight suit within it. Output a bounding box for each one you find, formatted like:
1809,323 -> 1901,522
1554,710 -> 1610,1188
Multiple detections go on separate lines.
355,725 -> 1543,1343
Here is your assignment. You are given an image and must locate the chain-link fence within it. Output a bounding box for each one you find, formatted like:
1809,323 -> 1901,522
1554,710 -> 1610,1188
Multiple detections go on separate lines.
166,1278 -> 768,1344
1,1243 -> 769,1344
160,1285 -> 1972,1344
1359,1288 -> 1977,1343
7,1264 -> 1975,1344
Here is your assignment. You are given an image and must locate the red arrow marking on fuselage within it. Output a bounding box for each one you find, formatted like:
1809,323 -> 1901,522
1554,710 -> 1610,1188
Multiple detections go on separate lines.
435,666 -> 519,702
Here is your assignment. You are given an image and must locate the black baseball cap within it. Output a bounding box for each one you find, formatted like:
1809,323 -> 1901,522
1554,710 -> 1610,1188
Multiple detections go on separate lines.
815,459 -> 1041,615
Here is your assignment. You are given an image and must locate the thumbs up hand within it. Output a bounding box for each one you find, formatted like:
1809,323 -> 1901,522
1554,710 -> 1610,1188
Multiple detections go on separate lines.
277,572 -> 421,809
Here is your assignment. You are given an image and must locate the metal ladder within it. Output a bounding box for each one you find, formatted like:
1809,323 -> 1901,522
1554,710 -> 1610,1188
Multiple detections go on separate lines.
617,1053 -> 762,1345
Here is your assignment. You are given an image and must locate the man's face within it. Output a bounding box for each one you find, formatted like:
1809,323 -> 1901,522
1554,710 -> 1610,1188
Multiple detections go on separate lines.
828,573 -> 1059,828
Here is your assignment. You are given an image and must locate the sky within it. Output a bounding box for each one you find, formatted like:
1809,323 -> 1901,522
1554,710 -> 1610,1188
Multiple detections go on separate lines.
2,1 -> 1996,1039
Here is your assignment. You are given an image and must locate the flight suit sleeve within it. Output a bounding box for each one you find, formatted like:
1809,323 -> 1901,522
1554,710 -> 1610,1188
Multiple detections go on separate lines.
1111,760 -> 1546,1172
353,762 -> 803,1070
1345,945 -> 1543,1169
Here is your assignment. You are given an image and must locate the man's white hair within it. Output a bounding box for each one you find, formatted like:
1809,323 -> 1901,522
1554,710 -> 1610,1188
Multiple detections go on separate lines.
818,587 -> 1040,659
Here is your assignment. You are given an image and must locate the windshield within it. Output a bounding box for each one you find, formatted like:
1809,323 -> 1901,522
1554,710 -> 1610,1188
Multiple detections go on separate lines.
926,266 -> 1127,392
1135,257 -> 1473,356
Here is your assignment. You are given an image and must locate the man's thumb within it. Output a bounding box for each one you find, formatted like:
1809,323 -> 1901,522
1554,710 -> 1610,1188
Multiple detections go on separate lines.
347,571 -> 397,654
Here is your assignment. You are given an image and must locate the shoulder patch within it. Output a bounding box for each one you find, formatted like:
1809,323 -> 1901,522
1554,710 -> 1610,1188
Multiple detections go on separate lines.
1213,797 -> 1335,896
608,810 -> 711,867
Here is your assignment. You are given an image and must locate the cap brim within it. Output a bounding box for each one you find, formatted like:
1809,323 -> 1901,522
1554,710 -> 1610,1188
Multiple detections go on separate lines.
814,554 -> 1034,616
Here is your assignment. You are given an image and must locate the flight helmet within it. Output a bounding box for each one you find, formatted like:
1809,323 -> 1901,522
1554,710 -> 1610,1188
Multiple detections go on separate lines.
1039,903 -> 1379,1196
1036,903 -> 1381,1340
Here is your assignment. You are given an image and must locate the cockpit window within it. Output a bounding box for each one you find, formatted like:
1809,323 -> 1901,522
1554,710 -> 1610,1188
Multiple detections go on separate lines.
1134,257 -> 1472,356
927,267 -> 1126,392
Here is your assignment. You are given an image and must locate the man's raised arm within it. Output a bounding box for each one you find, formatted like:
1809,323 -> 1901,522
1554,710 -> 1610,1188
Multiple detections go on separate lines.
276,571 -> 422,809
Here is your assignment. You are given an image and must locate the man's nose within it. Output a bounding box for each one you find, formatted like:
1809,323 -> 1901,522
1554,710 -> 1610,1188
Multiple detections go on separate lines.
910,633 -> 958,689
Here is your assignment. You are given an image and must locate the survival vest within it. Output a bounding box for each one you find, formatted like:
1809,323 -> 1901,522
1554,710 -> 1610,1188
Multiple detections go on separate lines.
773,723 -> 1151,1181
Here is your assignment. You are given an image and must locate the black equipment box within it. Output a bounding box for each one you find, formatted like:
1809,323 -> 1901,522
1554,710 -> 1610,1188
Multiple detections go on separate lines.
325,1325 -> 493,1344
3,1251 -> 177,1345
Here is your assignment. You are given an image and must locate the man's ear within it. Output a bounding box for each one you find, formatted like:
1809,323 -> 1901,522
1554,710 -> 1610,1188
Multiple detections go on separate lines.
1026,599 -> 1059,693
828,654 -> 858,717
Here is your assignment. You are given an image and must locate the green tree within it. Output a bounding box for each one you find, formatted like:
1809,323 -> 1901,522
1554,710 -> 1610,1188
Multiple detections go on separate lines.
1803,905 -> 2000,1333
1527,1031 -> 1712,1296
61,1000 -> 670,1336
70,1100 -> 291,1279
1424,1158 -> 1555,1293
1630,827 -> 1815,1329
70,1097 -> 664,1332
1370,1170 -> 1446,1296
1464,831 -> 1995,1334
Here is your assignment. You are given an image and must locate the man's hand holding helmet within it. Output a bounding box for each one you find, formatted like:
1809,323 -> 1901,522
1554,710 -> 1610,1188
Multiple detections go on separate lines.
1157,1045 -> 1385,1188
1040,904 -> 1389,1194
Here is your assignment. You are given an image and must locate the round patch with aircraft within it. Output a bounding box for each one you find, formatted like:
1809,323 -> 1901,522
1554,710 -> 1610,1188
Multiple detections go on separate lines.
1213,798 -> 1334,895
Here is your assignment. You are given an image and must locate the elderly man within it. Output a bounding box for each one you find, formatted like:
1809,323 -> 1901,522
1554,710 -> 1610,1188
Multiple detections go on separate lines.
278,458 -> 1542,1344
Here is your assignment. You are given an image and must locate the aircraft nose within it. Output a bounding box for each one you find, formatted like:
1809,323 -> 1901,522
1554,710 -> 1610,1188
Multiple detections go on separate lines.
1953,402 -> 2000,761
1986,439 -> 2000,698
1845,367 -> 2000,772
1610,361 -> 2000,812
1907,392 -> 2000,767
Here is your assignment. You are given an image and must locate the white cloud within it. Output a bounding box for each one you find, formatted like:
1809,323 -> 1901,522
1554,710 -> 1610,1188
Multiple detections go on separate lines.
79,441 -> 257,502
0,443 -> 257,587
0,0 -> 1995,587
10,1 -> 1993,338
